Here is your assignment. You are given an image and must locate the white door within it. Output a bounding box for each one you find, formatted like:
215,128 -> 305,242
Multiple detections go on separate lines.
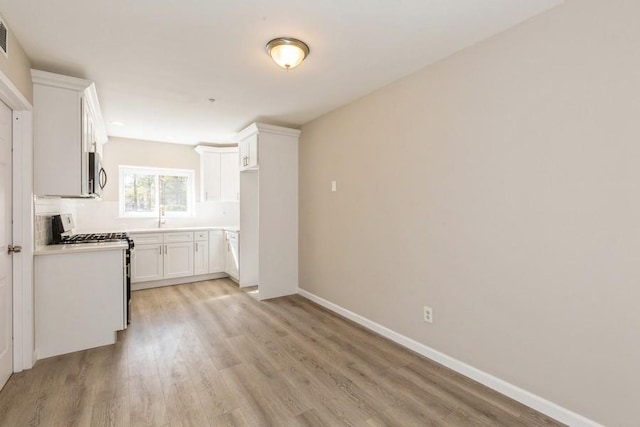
0,101 -> 12,388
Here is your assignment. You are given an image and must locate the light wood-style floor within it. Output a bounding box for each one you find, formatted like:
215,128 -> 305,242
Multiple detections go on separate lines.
0,279 -> 565,427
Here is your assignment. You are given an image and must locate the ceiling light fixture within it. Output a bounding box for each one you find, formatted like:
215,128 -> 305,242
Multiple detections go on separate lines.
110,121 -> 125,126
266,37 -> 310,70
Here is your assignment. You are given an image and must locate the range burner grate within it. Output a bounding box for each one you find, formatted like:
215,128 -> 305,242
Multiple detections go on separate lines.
59,232 -> 130,244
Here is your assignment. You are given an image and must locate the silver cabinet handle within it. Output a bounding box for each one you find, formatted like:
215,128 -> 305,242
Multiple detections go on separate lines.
7,245 -> 22,254
159,245 -> 162,255
205,191 -> 208,200
195,242 -> 198,252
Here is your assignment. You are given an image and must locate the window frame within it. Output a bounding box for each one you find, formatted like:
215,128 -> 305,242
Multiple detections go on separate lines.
118,165 -> 195,218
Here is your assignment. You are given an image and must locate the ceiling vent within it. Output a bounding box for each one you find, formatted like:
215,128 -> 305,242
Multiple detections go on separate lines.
0,16 -> 8,58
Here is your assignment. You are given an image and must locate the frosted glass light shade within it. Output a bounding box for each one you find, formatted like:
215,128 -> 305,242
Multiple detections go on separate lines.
266,38 -> 310,70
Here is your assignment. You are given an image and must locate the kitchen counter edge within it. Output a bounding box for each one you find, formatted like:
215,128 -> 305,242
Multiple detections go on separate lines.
127,226 -> 239,234
35,241 -> 129,256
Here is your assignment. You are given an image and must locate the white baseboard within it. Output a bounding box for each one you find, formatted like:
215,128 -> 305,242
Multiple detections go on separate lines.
297,289 -> 602,427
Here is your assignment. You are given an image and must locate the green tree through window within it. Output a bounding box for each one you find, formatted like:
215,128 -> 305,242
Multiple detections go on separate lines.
119,166 -> 194,217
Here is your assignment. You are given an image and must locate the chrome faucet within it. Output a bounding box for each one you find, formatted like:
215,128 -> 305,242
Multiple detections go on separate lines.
158,205 -> 166,228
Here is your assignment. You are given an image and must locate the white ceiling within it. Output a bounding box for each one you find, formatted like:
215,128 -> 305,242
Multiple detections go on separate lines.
0,0 -> 562,145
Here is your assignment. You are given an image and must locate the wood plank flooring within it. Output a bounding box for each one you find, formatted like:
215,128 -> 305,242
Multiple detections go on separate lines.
0,279 -> 565,427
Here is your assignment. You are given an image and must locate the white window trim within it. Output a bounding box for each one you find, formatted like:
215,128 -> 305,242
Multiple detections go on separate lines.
119,165 -> 195,218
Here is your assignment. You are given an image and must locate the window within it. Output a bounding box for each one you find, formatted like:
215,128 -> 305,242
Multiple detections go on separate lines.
119,166 -> 195,217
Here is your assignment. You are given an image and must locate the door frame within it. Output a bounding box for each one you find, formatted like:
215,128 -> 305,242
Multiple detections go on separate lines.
0,70 -> 33,372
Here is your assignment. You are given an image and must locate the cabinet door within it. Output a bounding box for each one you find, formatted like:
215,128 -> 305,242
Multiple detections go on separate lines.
34,84 -> 84,196
194,240 -> 209,275
132,244 -> 163,283
164,242 -> 194,279
220,152 -> 239,201
225,233 -> 239,279
209,230 -> 225,273
239,134 -> 258,171
201,151 -> 221,201
238,138 -> 248,170
247,134 -> 258,169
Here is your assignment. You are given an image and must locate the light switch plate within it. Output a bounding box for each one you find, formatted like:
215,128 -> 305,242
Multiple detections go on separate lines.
331,181 -> 337,192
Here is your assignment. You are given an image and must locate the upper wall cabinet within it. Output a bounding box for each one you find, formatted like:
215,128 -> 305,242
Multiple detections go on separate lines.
238,133 -> 258,171
31,70 -> 108,197
194,146 -> 239,202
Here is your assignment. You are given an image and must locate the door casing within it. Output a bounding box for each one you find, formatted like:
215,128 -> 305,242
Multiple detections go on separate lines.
0,71 -> 34,372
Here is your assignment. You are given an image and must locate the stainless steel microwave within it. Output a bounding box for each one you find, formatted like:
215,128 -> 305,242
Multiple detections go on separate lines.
88,152 -> 107,197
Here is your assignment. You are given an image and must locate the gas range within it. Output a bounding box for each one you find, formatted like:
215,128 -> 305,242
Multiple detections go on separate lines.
50,213 -> 134,326
51,214 -> 133,248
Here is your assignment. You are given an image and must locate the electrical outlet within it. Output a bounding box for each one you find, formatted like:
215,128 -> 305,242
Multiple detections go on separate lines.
423,306 -> 433,323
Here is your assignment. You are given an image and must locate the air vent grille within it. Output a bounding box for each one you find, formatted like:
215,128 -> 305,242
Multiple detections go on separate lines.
0,17 -> 7,57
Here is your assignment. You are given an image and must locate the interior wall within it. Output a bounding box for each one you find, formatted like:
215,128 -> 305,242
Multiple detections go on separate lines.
0,14 -> 32,102
299,1 -> 639,425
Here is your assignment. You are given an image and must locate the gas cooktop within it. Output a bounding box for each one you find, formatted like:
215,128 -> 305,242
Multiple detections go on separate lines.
59,232 -> 130,244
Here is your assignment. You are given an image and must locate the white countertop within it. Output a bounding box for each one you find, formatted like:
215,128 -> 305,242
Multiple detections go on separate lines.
126,226 -> 239,234
34,241 -> 129,256
35,226 -> 240,255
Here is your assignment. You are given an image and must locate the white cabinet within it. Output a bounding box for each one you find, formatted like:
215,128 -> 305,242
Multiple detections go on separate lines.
131,229 -> 230,287
35,249 -> 125,358
239,123 -> 300,299
161,232 -> 194,279
131,243 -> 163,283
195,146 -> 239,201
225,231 -> 239,281
239,134 -> 258,171
194,231 -> 209,275
220,152 -> 240,201
164,242 -> 194,279
131,233 -> 163,283
200,151 -> 221,201
31,70 -> 107,197
209,230 -> 225,273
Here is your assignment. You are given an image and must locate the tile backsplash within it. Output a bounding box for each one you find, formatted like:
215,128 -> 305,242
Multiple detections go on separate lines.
35,215 -> 52,247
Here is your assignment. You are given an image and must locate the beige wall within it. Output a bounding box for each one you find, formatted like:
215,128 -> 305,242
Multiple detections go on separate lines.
102,137 -> 201,202
299,1 -> 639,425
0,16 -> 31,102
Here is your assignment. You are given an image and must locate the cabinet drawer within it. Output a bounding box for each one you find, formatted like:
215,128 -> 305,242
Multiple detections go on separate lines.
195,231 -> 209,241
164,232 -> 194,243
130,233 -> 163,245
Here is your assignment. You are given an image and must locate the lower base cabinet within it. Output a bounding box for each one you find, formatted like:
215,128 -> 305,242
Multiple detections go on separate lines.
131,229 -> 232,286
225,231 -> 239,280
194,239 -> 209,275
163,241 -> 194,279
131,243 -> 163,282
209,230 -> 225,273
35,249 -> 126,358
